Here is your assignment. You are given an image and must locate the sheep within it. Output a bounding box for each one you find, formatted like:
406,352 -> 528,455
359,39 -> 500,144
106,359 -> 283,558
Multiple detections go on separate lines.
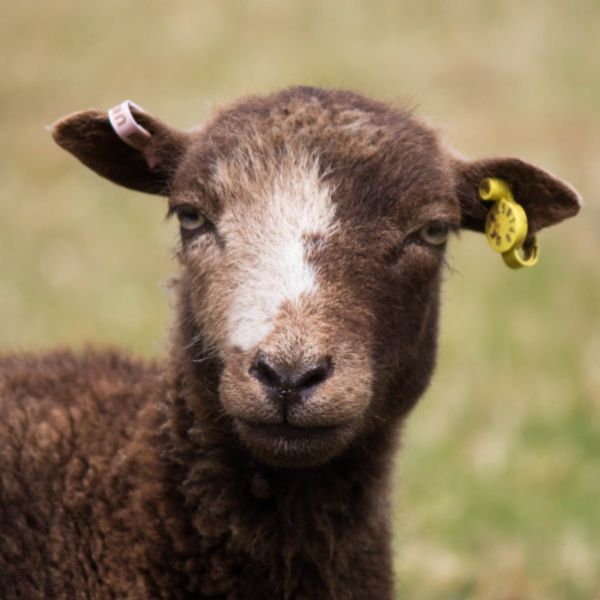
0,86 -> 580,599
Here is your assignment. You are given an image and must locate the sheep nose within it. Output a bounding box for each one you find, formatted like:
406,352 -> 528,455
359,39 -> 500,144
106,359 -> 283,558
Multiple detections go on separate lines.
249,353 -> 333,407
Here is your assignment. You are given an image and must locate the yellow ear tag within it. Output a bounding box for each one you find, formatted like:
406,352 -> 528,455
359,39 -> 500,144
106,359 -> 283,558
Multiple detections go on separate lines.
479,178 -> 539,269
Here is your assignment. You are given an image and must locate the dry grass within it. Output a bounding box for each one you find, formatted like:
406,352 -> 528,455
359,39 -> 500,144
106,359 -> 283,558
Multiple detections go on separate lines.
1,1 -> 599,597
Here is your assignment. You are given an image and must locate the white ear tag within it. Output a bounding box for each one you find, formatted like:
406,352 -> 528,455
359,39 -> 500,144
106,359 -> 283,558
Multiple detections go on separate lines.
108,100 -> 151,152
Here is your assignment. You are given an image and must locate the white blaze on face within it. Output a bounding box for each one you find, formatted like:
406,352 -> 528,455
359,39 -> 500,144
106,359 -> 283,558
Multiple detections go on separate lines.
224,156 -> 336,351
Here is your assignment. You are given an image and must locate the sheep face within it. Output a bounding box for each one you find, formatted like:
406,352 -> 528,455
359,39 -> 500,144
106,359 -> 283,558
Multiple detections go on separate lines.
169,92 -> 459,466
51,87 -> 581,468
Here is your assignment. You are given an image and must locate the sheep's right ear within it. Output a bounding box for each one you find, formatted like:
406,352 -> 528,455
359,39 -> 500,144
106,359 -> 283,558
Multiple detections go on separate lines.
50,101 -> 190,196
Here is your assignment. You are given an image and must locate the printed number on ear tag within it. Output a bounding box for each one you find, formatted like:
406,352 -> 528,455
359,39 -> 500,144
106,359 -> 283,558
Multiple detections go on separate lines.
479,178 -> 540,269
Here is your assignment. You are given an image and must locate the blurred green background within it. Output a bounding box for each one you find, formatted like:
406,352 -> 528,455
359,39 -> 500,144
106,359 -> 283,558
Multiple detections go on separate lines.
1,1 -> 598,598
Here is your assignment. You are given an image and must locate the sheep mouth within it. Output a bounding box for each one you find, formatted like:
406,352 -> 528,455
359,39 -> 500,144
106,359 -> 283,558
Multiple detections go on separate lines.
235,418 -> 356,466
239,420 -> 341,441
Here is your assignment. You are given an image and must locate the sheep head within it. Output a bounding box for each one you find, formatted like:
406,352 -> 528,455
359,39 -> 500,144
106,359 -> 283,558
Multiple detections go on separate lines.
51,87 -> 581,467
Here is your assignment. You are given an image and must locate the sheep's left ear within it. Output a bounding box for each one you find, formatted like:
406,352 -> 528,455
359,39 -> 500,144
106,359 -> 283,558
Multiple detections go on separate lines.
51,101 -> 191,196
453,157 -> 582,234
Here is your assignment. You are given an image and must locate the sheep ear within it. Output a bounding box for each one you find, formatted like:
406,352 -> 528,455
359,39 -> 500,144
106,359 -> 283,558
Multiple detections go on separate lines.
50,101 -> 190,196
453,156 -> 582,235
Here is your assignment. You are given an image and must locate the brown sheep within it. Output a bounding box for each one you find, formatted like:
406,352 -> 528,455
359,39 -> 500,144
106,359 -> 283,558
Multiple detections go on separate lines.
0,87 -> 580,599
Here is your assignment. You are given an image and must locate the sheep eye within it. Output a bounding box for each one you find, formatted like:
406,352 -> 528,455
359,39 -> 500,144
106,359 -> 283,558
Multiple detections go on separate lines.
419,222 -> 449,245
176,206 -> 207,231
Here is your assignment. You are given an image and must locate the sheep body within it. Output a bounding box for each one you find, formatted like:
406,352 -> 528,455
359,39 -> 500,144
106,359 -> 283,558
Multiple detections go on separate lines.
0,348 -> 393,599
0,350 -> 163,598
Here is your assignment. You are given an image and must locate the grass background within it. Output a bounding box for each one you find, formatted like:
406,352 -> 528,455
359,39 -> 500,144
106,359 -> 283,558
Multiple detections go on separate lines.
1,1 -> 598,597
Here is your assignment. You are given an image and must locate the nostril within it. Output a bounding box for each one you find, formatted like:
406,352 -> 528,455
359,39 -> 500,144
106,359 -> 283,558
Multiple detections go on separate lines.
294,358 -> 333,391
249,355 -> 283,390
